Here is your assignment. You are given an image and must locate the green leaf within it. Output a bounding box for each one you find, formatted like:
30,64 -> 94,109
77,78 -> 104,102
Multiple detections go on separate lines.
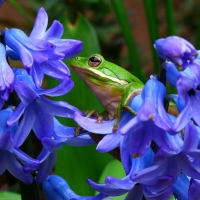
0,191 -> 21,200
51,13 -> 114,196
143,0 -> 160,74
164,0 -> 176,35
95,159 -> 127,199
111,0 -> 145,82
169,195 -> 175,200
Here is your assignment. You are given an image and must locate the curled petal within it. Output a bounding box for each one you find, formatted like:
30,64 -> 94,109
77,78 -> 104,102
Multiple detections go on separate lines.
14,105 -> 35,147
43,175 -> 107,200
155,36 -> 196,67
120,134 -> 131,175
173,174 -> 189,200
41,60 -> 70,80
97,132 -> 120,152
128,122 -> 152,157
36,150 -> 56,184
74,112 -> 114,134
5,31 -> 33,69
125,185 -> 143,200
176,152 -> 200,179
42,20 -> 63,39
5,152 -> 33,184
37,77 -> 74,97
7,102 -> 25,127
87,179 -> 128,196
14,81 -> 38,106
0,43 -> 14,101
164,61 -> 180,86
30,62 -> 44,88
6,46 -> 20,60
14,148 -> 39,170
50,39 -> 83,59
189,179 -> 200,200
40,97 -> 82,118
30,7 -> 48,39
32,100 -> 54,140
143,185 -> 173,200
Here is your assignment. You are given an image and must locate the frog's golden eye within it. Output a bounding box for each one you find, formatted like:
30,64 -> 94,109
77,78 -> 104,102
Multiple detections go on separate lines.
88,56 -> 101,67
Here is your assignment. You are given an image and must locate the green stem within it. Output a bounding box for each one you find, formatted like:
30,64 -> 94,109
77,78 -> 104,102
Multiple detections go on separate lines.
20,134 -> 41,200
164,0 -> 175,35
143,0 -> 159,74
111,0 -> 145,81
20,180 -> 41,200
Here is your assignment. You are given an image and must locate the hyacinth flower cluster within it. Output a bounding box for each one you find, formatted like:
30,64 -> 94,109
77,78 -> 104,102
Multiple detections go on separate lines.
42,36 -> 200,200
2,5 -> 200,200
0,7 -> 96,186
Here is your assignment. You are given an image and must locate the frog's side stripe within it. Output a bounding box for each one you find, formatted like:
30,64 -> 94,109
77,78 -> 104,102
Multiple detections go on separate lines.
87,68 -> 128,85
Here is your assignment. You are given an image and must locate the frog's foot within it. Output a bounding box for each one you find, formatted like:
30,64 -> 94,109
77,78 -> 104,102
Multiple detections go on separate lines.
74,109 -> 103,137
112,124 -> 118,132
112,106 -> 137,133
112,119 -> 119,132
74,126 -> 82,137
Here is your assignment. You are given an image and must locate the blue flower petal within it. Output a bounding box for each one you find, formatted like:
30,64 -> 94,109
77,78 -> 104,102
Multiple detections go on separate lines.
87,179 -> 128,196
42,20 -> 63,39
120,134 -> 131,174
14,148 -> 39,170
14,105 -> 35,147
43,175 -> 107,200
97,132 -> 120,152
125,185 -> 143,200
7,102 -> 25,127
189,179 -> 200,200
29,7 -> 48,39
6,152 -> 33,184
173,174 -> 189,200
36,150 -> 56,184
41,60 -> 70,79
74,112 -> 114,134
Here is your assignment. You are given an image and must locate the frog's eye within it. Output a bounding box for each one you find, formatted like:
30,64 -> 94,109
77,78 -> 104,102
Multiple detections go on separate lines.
88,56 -> 101,67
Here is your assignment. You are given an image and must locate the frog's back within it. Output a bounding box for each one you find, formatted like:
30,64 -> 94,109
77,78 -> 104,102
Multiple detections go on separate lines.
99,61 -> 143,85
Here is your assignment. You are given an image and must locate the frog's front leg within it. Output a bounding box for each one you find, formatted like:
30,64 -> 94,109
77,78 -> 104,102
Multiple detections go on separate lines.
112,84 -> 143,132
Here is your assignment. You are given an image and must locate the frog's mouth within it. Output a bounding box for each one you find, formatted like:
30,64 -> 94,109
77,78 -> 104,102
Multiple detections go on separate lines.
72,65 -> 128,85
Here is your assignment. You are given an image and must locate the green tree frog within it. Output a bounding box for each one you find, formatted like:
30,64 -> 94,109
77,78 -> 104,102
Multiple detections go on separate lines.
71,54 -> 144,132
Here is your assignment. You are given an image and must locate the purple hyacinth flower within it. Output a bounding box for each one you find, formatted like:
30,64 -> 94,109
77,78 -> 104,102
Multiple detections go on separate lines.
5,28 -> 63,70
43,175 -> 107,200
0,107 -> 39,184
29,7 -> 82,59
88,148 -> 177,199
7,68 -> 82,145
154,36 -> 197,69
0,43 -> 14,109
74,94 -> 143,154
35,118 -> 95,184
42,118 -> 95,152
153,120 -> 200,182
121,76 -> 172,134
5,7 -> 82,87
5,68 -> 86,183
164,61 -> 200,132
